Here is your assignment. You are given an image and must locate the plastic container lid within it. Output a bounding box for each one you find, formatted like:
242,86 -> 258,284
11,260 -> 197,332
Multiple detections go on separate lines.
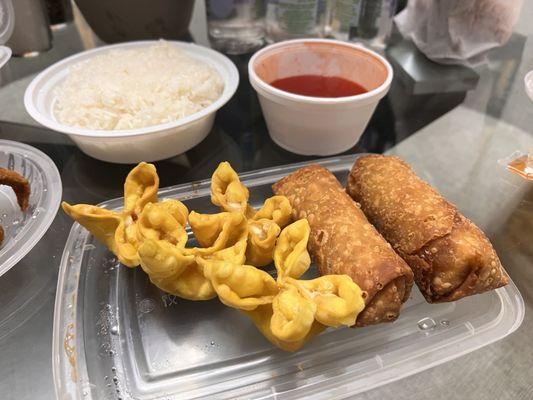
0,140 -> 62,276
53,155 -> 524,400
0,0 -> 14,45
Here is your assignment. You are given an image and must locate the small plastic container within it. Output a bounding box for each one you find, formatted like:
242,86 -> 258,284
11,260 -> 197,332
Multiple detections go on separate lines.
54,154 -> 523,400
24,41 -> 239,164
0,140 -> 62,276
249,39 -> 392,156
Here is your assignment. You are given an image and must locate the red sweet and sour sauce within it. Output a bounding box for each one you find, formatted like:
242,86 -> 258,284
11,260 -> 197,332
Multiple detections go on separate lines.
269,75 -> 367,98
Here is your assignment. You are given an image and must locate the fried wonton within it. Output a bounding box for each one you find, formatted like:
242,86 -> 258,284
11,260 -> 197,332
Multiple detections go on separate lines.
187,211 -> 248,261
274,219 -> 311,280
287,276 -> 365,327
253,196 -> 292,228
244,305 -> 326,352
138,239 -> 215,301
137,200 -> 188,247
62,162 -> 161,268
210,162 -> 252,215
246,219 -> 281,267
199,258 -> 278,310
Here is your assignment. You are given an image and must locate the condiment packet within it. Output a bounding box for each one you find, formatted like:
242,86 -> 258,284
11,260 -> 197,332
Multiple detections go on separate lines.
498,149 -> 533,180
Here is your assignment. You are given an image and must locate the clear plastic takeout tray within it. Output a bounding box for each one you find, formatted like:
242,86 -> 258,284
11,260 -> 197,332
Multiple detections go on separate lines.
53,155 -> 524,400
0,140 -> 62,275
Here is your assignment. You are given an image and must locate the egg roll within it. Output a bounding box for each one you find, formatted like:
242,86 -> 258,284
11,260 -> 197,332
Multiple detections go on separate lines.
273,165 -> 414,327
346,155 -> 509,303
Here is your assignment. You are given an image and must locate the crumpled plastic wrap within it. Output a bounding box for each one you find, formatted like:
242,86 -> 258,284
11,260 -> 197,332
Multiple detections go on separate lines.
395,0 -> 523,65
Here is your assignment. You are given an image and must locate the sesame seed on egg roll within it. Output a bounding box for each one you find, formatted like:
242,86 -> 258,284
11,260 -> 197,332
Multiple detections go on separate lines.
273,164 -> 414,327
347,155 -> 509,303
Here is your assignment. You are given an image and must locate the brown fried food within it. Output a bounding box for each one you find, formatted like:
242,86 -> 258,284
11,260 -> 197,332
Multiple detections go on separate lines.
0,168 -> 31,245
0,167 -> 30,211
273,164 -> 414,327
347,155 -> 509,303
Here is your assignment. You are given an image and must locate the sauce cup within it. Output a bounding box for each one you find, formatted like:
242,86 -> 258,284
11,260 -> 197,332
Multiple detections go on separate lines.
249,39 -> 393,156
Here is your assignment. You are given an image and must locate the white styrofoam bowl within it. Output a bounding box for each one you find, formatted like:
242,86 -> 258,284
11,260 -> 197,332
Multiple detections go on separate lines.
249,39 -> 393,156
24,41 -> 239,164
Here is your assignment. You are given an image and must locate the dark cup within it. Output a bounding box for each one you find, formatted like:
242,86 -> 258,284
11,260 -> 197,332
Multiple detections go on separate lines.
74,0 -> 195,43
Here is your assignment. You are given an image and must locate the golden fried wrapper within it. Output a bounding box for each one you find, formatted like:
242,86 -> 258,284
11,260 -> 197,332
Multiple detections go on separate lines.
246,219 -> 281,267
253,196 -> 292,228
62,162 -> 162,268
164,262 -> 217,301
61,203 -> 122,252
188,211 -> 226,248
274,219 -> 311,280
244,304 -> 326,352
211,161 -> 252,215
154,198 -> 189,226
137,200 -> 188,248
123,162 -> 159,215
347,155 -> 508,303
114,215 -> 141,267
206,239 -> 247,265
199,258 -> 278,310
138,238 -> 194,280
62,202 -> 139,267
138,239 -> 215,301
270,283 -> 317,342
188,211 -> 248,255
290,276 -> 365,327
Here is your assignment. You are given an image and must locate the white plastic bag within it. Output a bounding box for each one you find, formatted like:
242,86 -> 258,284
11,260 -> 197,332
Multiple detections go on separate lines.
395,0 -> 524,65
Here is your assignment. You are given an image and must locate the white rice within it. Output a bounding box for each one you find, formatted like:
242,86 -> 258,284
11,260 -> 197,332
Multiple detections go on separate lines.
54,41 -> 224,131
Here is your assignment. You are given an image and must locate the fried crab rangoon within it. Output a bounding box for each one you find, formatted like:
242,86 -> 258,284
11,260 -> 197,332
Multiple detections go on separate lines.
253,196 -> 292,228
211,161 -> 253,216
62,162 -> 160,267
246,219 -> 281,267
137,201 -> 189,247
187,211 -> 248,261
198,219 -> 366,351
139,211 -> 252,301
209,162 -> 293,266
138,239 -> 215,301
210,162 -> 292,227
